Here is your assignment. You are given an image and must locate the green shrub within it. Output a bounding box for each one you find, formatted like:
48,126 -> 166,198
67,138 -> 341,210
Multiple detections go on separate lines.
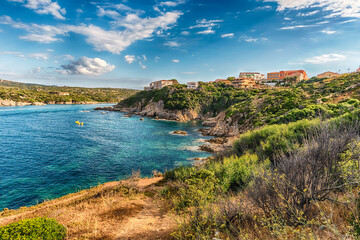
208,154 -> 269,192
233,119 -> 319,162
0,217 -> 66,240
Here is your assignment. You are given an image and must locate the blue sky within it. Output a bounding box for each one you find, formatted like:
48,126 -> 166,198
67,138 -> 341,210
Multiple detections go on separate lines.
0,0 -> 359,89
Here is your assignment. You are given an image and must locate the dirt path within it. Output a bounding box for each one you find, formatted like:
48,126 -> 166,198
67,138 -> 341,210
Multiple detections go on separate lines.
0,177 -> 177,240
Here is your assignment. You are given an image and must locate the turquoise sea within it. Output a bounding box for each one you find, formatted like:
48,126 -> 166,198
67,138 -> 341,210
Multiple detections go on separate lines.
0,104 -> 211,210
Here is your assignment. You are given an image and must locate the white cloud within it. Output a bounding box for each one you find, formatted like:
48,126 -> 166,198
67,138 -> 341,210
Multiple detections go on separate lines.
28,53 -> 49,60
239,35 -> 268,42
221,33 -> 234,38
68,11 -> 182,54
63,54 -> 74,61
340,19 -> 357,24
304,53 -> 346,64
164,41 -> 181,47
297,10 -> 319,16
247,5 -> 272,12
97,6 -> 120,18
0,11 -> 182,54
265,0 -> 360,18
321,29 -> 336,34
155,56 -> 160,62
124,55 -> 136,64
31,66 -> 41,74
139,61 -> 146,69
180,31 -> 190,35
281,24 -> 316,30
158,0 -> 186,7
284,17 -> 292,20
142,55 -> 147,61
23,0 -> 66,20
172,59 -> 179,63
245,38 -> 258,42
197,29 -> 215,34
58,57 -> 115,75
0,15 -> 68,43
190,19 -> 223,35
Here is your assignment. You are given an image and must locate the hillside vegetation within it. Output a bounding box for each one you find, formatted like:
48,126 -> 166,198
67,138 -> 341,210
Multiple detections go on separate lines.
119,72 -> 360,239
3,73 -> 360,239
120,73 -> 360,132
0,79 -> 138,104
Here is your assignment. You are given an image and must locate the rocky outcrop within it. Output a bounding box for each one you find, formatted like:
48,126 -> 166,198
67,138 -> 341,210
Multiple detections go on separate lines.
172,130 -> 188,136
199,137 -> 236,153
107,100 -> 204,122
95,100 -> 240,138
201,112 -> 239,137
205,137 -> 228,144
0,99 -> 46,106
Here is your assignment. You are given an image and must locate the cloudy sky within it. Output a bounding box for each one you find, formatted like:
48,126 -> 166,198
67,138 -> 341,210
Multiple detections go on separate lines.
0,0 -> 359,89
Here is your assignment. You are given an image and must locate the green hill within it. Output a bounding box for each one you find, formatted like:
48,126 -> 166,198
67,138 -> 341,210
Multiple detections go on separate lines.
118,72 -> 360,133
0,79 -> 138,104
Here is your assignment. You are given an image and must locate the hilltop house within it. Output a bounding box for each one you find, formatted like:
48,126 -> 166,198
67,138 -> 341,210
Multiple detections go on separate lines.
144,80 -> 177,90
357,67 -> 360,72
317,71 -> 340,79
267,70 -> 309,81
187,82 -> 199,90
231,78 -> 256,88
239,72 -> 265,81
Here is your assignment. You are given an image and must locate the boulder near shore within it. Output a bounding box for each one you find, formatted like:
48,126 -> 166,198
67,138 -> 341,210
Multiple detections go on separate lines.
173,130 -> 188,135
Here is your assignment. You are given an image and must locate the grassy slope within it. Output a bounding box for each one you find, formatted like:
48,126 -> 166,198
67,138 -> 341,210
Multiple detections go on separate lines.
0,79 -> 138,104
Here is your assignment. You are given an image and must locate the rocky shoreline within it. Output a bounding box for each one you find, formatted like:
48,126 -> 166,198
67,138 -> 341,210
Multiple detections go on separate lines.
0,99 -> 101,107
94,101 -> 240,154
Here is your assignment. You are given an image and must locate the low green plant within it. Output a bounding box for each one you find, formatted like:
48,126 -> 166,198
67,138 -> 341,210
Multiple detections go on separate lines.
0,217 -> 66,240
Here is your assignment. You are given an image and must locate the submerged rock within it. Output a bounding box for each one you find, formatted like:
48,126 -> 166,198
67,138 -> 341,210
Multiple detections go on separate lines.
173,130 -> 188,136
205,137 -> 228,144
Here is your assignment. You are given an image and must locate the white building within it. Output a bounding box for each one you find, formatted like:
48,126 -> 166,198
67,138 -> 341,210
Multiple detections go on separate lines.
239,72 -> 265,81
187,82 -> 199,90
144,80 -> 177,90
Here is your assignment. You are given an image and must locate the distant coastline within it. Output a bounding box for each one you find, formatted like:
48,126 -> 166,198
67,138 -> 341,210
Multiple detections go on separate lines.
0,99 -> 114,107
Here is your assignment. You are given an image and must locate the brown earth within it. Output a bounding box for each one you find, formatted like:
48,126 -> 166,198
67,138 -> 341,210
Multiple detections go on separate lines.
0,177 -> 177,240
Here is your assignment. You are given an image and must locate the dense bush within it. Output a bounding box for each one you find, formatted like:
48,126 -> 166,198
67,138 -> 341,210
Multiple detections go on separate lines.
248,123 -> 360,225
233,119 -> 319,162
163,154 -> 268,212
0,217 -> 66,240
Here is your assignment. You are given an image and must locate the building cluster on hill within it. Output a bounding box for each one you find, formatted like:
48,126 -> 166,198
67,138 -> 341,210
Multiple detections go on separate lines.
144,67 -> 360,91
144,80 -> 178,90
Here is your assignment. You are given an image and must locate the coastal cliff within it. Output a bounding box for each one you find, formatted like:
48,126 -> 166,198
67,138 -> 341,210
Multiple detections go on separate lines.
96,100 -> 240,138
97,73 -> 360,140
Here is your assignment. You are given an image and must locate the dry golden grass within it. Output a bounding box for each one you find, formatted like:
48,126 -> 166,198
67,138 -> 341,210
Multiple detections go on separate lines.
0,177 -> 177,240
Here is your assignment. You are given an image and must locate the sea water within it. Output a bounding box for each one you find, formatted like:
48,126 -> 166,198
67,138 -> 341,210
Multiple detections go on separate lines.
0,104 -> 211,210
